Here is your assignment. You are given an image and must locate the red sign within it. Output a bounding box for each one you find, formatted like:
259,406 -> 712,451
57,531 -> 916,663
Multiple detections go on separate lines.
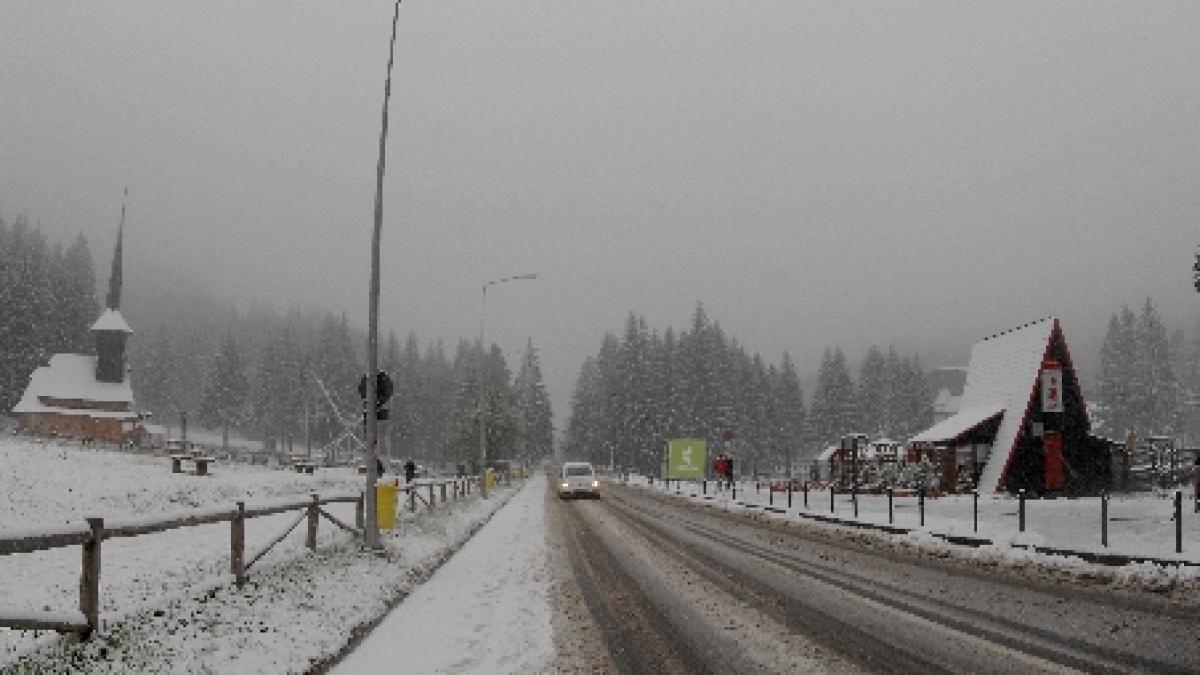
1041,365 -> 1063,413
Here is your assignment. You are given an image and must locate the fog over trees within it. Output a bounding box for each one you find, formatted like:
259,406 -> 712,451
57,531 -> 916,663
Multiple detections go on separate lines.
6,215 -> 1200,467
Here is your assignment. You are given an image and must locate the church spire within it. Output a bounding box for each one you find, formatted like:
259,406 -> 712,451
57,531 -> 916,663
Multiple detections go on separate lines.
105,187 -> 126,310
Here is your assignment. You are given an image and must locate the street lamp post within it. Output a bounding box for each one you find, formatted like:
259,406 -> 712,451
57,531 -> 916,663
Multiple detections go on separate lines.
478,273 -> 538,498
363,0 -> 402,550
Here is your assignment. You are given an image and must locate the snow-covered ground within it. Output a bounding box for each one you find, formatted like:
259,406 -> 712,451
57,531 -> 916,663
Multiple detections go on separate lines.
334,475 -> 554,674
5,436 -> 1196,673
639,476 -> 1200,566
0,437 -> 525,672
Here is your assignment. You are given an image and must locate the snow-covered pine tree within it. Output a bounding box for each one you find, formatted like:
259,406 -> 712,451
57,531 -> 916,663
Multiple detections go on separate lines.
56,234 -> 98,355
198,329 -> 249,446
856,346 -> 888,438
774,352 -> 806,475
1133,298 -> 1178,435
514,339 -> 554,464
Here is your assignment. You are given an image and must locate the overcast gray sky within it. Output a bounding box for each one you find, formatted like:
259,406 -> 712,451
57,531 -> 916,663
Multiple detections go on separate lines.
3,2 -> 1199,415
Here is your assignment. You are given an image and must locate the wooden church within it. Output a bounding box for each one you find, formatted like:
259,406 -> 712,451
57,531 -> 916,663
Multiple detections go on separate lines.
12,206 -> 145,445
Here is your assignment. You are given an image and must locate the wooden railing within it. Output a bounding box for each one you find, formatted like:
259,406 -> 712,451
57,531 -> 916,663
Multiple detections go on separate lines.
0,477 -> 488,639
0,493 -> 362,637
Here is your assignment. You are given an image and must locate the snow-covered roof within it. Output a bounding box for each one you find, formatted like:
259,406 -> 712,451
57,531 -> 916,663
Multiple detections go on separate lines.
11,353 -> 135,415
90,308 -> 133,333
815,445 -> 838,462
910,404 -> 1005,444
912,318 -> 1055,493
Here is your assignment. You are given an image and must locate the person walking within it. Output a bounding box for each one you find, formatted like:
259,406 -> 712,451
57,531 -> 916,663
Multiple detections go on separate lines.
404,458 -> 416,484
725,454 -> 735,489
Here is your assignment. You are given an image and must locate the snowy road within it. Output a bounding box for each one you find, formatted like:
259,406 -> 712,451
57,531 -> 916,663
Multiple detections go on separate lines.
557,483 -> 1200,674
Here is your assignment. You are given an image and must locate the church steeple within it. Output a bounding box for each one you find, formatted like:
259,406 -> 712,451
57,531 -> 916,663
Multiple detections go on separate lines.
105,190 -> 125,310
92,189 -> 133,384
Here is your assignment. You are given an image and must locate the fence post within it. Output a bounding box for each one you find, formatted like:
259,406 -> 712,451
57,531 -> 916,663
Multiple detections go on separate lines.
1101,492 -> 1108,548
441,483 -> 447,503
803,481 -> 808,509
788,483 -> 793,509
306,493 -> 319,550
409,485 -> 416,512
80,517 -> 104,637
852,484 -> 858,518
355,492 -> 364,529
231,501 -> 246,587
703,480 -> 707,495
429,484 -> 435,511
972,490 -> 979,533
1018,489 -> 1026,533
830,485 -> 835,514
769,486 -> 774,507
887,488 -> 894,525
919,488 -> 925,527
1176,490 -> 1183,554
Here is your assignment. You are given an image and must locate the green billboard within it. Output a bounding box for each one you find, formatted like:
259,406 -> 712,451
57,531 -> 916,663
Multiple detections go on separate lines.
667,438 -> 707,479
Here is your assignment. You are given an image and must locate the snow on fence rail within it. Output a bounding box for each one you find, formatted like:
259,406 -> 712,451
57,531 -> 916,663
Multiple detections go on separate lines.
0,477 -> 477,638
0,492 -> 363,637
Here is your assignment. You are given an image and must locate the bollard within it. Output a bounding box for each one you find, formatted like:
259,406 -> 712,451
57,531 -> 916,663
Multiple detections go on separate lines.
788,483 -> 793,509
830,485 -> 835,514
1176,490 -> 1183,554
1101,492 -> 1108,548
733,483 -> 737,501
973,490 -> 979,533
769,486 -> 774,506
852,485 -> 858,518
803,481 -> 808,509
756,482 -> 761,494
919,488 -> 925,527
887,488 -> 894,525
428,484 -> 435,511
703,480 -> 707,495
231,501 -> 246,587
1018,489 -> 1026,533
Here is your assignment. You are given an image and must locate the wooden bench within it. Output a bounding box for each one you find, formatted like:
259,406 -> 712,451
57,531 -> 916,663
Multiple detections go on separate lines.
170,454 -> 216,476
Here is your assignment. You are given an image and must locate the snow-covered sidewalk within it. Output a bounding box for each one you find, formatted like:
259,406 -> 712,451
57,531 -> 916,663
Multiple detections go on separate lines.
333,476 -> 554,674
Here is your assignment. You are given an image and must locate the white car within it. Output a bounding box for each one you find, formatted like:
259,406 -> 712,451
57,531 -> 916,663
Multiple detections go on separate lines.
559,462 -> 599,499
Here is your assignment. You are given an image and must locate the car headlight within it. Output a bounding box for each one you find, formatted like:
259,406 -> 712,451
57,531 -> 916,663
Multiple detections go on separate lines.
562,482 -> 569,489
591,480 -> 599,488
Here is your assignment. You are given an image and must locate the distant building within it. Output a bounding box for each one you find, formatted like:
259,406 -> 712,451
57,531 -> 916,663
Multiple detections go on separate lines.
910,317 -> 1110,495
929,366 -> 967,423
12,209 -> 146,445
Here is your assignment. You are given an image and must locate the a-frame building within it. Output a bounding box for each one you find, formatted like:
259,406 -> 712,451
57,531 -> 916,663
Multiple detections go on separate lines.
910,317 -> 1110,495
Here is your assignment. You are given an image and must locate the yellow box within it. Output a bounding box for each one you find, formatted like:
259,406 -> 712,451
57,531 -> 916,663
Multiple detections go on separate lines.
376,482 -> 398,530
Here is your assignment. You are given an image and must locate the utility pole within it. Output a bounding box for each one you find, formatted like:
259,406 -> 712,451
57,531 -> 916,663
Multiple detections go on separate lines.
363,0 -> 401,549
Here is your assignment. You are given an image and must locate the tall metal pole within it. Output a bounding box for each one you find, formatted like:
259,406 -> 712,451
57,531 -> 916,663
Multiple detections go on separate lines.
478,273 -> 538,498
364,0 -> 402,549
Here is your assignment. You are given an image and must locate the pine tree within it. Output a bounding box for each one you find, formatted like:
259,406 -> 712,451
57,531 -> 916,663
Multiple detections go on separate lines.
856,346 -> 888,437
1133,298 -> 1178,434
198,330 -> 250,444
809,347 -> 855,451
514,339 -> 554,464
775,352 -> 806,476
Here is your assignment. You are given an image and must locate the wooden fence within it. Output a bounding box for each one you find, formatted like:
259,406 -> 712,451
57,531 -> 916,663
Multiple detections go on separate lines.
0,478 -> 475,638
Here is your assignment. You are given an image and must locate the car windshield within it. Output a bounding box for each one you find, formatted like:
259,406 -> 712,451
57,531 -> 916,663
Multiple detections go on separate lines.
564,465 -> 592,476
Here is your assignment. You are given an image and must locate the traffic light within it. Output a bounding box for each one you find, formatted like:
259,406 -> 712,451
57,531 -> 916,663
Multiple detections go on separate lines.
358,371 -> 394,421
